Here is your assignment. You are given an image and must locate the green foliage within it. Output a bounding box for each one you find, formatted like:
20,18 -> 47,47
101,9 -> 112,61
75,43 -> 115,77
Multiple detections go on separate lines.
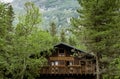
71,0 -> 120,78
73,0 -> 120,55
0,3 -> 14,48
49,22 -> 57,37
24,2 -> 42,27
75,0 -> 119,53
0,2 -> 53,79
0,2 -> 14,78
60,29 -> 67,43
48,22 -> 60,45
68,35 -> 77,46
11,2 -> 53,78
103,57 -> 120,79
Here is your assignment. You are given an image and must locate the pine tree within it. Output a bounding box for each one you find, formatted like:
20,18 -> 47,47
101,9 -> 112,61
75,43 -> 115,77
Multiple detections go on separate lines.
49,22 -> 57,37
60,29 -> 66,43
0,2 -> 14,78
68,36 -> 76,46
71,0 -> 120,79
49,22 -> 60,45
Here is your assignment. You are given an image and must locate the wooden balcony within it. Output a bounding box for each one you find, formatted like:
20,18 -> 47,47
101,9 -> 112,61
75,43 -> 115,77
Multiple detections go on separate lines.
50,57 -> 74,61
39,65 -> 96,75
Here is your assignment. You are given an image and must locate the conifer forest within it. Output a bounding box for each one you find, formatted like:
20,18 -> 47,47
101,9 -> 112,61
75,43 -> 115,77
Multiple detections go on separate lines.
0,0 -> 120,79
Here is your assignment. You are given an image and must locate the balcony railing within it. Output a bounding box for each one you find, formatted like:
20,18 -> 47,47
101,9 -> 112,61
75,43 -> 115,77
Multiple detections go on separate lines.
39,65 -> 96,75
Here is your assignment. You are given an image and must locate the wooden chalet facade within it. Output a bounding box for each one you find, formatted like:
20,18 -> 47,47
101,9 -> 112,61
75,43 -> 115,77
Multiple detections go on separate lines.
38,43 -> 96,79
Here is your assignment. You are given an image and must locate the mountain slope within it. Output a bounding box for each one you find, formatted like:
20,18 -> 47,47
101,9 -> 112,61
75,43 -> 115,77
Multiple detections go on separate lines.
11,0 -> 80,29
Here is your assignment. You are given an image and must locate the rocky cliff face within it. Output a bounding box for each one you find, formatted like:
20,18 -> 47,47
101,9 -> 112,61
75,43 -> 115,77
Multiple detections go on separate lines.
11,0 -> 80,29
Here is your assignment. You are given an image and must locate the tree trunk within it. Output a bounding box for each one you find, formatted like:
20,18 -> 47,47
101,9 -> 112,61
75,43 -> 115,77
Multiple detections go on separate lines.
21,58 -> 26,79
96,53 -> 100,79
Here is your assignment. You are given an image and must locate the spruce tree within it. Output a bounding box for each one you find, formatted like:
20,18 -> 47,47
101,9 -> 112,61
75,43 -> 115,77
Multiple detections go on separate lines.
0,2 -> 14,78
49,22 -> 60,45
49,22 -> 57,37
60,29 -> 66,43
71,0 -> 120,79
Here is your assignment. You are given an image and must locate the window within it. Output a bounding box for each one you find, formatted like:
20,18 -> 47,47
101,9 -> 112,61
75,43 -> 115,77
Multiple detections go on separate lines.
69,61 -> 73,66
80,61 -> 85,65
59,49 -> 65,56
51,62 -> 54,66
51,61 -> 58,66
55,61 -> 58,66
66,61 -> 73,66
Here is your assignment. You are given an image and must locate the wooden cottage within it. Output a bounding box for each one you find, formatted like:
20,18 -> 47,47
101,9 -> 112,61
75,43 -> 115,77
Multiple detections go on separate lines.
39,43 -> 96,79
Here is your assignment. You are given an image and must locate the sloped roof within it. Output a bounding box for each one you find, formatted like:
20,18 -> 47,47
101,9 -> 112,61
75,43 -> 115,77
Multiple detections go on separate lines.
54,42 -> 85,53
54,42 -> 95,57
